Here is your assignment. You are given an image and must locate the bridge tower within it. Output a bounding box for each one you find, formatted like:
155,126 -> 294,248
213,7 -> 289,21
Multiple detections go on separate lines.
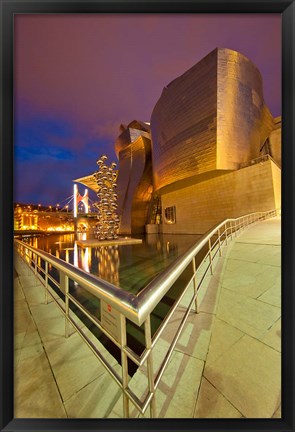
73,184 -> 89,217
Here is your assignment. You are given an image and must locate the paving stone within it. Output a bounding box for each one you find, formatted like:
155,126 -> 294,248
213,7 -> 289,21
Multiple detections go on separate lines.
14,349 -> 67,418
156,351 -> 204,417
272,405 -> 281,418
43,331 -> 115,402
216,288 -> 281,339
194,377 -> 242,418
259,318 -> 281,352
222,261 -> 280,299
175,312 -> 213,361
227,242 -> 271,263
257,281 -> 281,308
64,365 -> 122,418
204,335 -> 281,418
206,318 -> 244,365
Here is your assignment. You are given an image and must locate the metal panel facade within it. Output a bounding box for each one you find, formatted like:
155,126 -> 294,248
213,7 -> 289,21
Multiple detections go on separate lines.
151,49 -> 218,192
151,48 -> 274,192
216,48 -> 273,169
116,132 -> 153,235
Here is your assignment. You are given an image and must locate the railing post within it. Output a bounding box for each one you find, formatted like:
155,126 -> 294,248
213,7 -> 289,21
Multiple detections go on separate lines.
208,238 -> 213,275
144,316 -> 156,418
235,219 -> 238,237
34,254 -> 38,285
192,257 -> 198,312
218,229 -> 222,256
225,222 -> 228,245
119,315 -> 129,418
60,273 -> 70,338
25,248 -> 28,268
230,221 -> 233,240
45,261 -> 49,304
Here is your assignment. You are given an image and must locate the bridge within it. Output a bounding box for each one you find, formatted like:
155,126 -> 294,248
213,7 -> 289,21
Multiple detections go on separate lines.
14,185 -> 99,233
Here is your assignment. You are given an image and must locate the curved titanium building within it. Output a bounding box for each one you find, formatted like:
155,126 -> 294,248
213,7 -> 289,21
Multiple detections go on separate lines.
74,48 -> 281,236
151,48 -> 274,192
150,48 -> 280,233
115,120 -> 153,234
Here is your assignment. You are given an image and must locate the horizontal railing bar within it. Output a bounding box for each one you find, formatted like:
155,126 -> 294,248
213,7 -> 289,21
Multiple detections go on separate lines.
67,314 -> 123,389
134,210 -> 278,325
125,388 -> 146,414
141,390 -> 156,415
47,288 -> 66,315
153,263 -> 208,393
67,293 -> 141,366
47,274 -> 60,289
15,239 -> 139,323
67,293 -> 121,347
154,293 -> 195,390
150,271 -> 195,349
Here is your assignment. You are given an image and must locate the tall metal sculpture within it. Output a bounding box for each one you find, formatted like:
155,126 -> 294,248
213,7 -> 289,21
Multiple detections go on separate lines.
93,155 -> 119,240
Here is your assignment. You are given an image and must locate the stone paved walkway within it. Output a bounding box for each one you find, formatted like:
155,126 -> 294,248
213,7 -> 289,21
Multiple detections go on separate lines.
14,217 -> 281,418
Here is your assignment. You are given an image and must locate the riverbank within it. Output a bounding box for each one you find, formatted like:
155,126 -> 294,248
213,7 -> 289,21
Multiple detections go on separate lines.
14,230 -> 75,237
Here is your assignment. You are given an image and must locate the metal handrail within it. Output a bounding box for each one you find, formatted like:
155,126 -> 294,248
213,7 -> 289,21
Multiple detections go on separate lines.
239,153 -> 280,170
14,208 -> 279,417
14,209 -> 278,326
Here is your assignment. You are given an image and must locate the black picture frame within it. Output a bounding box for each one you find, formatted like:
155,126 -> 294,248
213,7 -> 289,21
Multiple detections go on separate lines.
1,1 -> 294,431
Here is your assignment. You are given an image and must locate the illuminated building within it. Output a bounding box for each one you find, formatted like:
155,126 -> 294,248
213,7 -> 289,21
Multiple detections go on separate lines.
14,206 -> 38,230
150,47 -> 281,234
115,121 -> 153,234
75,48 -> 281,235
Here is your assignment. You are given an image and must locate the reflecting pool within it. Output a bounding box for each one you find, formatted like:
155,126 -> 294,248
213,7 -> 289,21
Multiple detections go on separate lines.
23,232 -> 200,294
20,232 -> 201,368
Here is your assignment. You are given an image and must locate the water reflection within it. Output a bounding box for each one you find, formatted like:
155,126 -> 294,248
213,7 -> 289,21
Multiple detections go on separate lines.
23,232 -> 200,294
97,246 -> 120,285
21,231 -> 201,367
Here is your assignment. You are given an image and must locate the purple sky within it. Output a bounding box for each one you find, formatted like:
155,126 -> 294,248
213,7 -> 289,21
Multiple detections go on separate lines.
14,14 -> 281,206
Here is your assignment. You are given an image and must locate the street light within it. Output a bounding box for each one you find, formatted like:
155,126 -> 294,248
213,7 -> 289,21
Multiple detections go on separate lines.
66,205 -> 69,213
56,203 -> 60,212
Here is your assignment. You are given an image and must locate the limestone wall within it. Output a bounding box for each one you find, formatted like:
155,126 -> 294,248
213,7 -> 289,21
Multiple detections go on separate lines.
269,116 -> 281,167
271,160 -> 281,210
160,159 -> 280,234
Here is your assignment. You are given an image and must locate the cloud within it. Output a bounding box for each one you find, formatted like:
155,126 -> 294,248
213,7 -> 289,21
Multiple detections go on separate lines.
92,120 -> 120,141
15,145 -> 75,162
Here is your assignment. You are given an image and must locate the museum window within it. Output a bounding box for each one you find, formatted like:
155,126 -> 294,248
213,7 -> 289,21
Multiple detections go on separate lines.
164,206 -> 176,224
